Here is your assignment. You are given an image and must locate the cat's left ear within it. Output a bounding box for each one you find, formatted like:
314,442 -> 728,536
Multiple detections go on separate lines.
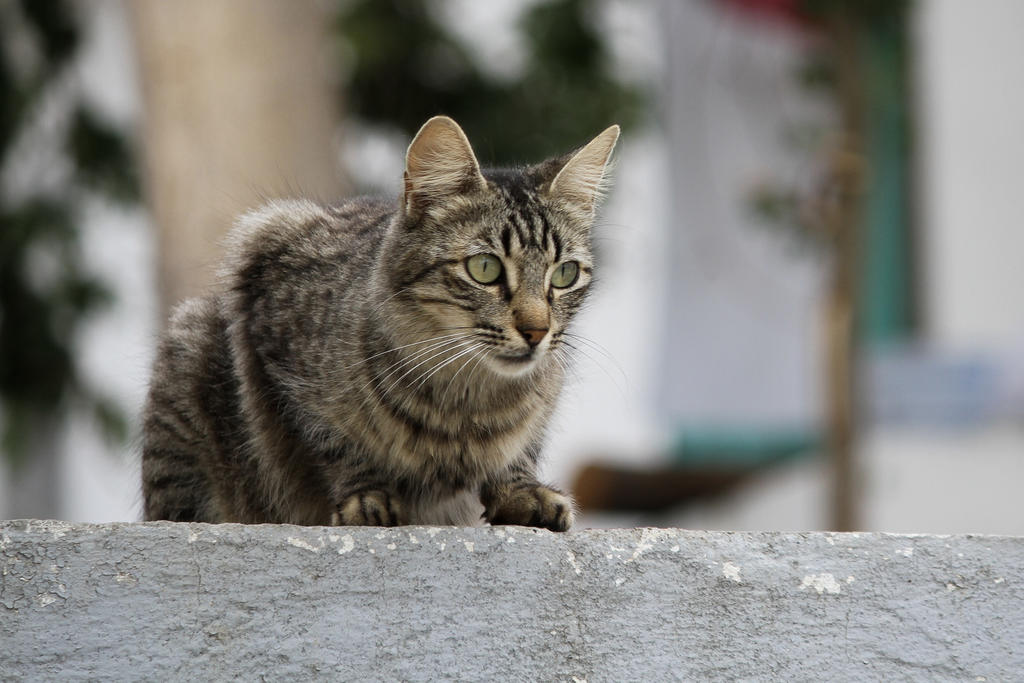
404,116 -> 487,217
547,124 -> 620,217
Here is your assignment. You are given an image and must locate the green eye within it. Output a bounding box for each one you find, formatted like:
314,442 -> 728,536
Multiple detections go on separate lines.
551,261 -> 580,288
466,253 -> 503,284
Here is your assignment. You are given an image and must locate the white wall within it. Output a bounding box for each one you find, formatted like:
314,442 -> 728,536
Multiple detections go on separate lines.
916,0 -> 1024,350
658,0 -> 826,429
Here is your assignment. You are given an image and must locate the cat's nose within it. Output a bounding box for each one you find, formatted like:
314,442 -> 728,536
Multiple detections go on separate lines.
518,327 -> 548,348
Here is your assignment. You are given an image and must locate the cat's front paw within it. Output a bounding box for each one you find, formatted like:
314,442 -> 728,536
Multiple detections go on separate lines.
485,484 -> 575,532
332,489 -> 408,526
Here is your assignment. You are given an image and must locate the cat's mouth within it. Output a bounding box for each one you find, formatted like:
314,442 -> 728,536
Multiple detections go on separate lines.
496,350 -> 535,363
493,349 -> 540,373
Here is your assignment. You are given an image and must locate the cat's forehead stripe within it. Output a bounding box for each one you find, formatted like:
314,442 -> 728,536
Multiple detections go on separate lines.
500,225 -> 512,255
510,207 -> 534,251
538,212 -> 552,255
493,184 -> 566,258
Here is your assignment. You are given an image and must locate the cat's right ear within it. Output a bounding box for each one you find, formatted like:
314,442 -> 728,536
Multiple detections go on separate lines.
403,116 -> 487,218
547,124 -> 620,218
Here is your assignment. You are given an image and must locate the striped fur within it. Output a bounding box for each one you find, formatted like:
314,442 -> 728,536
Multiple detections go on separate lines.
142,117 -> 618,530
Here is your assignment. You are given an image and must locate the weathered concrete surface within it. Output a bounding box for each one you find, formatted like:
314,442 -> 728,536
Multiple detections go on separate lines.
2,521 -> 1022,681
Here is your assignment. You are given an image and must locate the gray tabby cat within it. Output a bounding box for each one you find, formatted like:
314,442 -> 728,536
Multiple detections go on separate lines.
142,116 -> 619,530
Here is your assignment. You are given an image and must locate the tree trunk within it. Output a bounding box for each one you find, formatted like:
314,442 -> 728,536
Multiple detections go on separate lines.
129,0 -> 349,317
825,14 -> 867,532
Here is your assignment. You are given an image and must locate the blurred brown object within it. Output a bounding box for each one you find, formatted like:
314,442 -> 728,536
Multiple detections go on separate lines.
573,462 -> 753,513
821,13 -> 868,533
130,0 -> 349,318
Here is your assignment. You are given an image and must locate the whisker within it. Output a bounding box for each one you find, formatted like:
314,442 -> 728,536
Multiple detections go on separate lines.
440,345 -> 490,406
356,336 -> 475,400
460,345 -> 493,407
341,333 -> 471,446
360,334 -> 473,384
341,331 -> 473,370
413,342 -> 484,393
562,331 -> 621,366
349,337 -> 477,444
560,339 -> 629,401
379,338 -> 478,399
369,285 -> 414,316
549,346 -> 580,384
562,331 -> 630,388
332,287 -> 418,347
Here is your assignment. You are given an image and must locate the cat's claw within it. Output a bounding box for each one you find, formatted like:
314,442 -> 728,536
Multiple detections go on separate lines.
333,489 -> 407,527
486,484 -> 575,532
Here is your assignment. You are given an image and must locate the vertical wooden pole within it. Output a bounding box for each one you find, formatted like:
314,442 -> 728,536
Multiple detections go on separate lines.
129,0 -> 349,318
825,13 -> 867,532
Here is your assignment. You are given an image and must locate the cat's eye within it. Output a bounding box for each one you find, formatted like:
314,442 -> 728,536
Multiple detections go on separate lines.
551,261 -> 580,289
466,253 -> 503,284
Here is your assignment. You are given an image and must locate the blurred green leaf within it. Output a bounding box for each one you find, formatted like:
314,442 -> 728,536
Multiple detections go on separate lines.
336,0 -> 644,166
1,2 -> 137,467
68,107 -> 140,204
18,0 -> 80,72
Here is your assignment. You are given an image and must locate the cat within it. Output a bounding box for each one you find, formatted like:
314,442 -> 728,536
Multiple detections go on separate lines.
142,116 -> 619,530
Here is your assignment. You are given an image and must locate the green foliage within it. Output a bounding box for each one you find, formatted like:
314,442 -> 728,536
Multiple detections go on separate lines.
797,0 -> 911,29
749,0 -> 913,238
0,0 -> 137,467
68,106 -> 139,203
790,0 -> 913,95
748,0 -> 916,342
336,0 -> 643,166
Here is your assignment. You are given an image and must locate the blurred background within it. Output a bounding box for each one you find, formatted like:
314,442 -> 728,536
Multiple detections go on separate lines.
1,0 -> 1022,533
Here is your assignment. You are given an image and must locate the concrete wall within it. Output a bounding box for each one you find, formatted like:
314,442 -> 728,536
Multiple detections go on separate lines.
3,522 -> 1022,680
